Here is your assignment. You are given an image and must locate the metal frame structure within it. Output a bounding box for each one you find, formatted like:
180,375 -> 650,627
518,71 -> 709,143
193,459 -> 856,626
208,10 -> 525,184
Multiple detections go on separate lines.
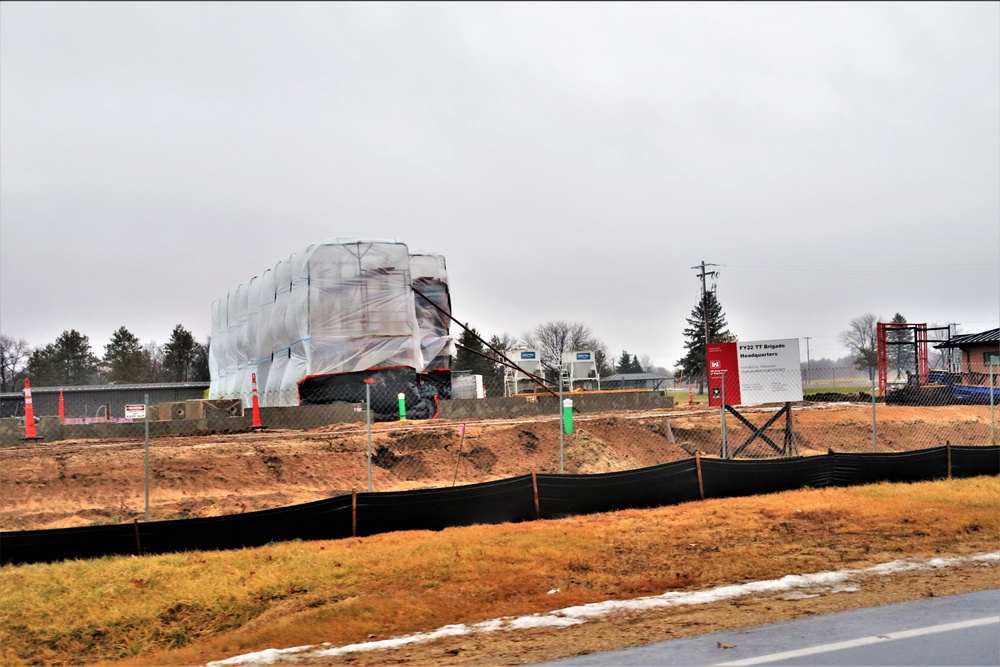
876,322 -> 950,395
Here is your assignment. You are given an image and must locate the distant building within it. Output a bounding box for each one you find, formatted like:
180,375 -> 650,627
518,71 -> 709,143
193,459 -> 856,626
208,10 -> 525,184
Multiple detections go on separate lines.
0,382 -> 210,419
600,372 -> 675,391
934,328 -> 1000,384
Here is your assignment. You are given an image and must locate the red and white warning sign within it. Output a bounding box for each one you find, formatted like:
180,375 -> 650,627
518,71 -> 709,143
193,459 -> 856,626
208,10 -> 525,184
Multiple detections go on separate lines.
125,404 -> 147,420
707,338 -> 804,407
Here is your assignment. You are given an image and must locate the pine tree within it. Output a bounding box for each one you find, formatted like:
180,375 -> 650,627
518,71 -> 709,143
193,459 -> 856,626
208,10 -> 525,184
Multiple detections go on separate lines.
616,351 -> 633,374
25,330 -> 99,386
163,325 -> 197,382
104,326 -> 145,383
629,355 -> 645,373
453,327 -> 502,391
616,352 -> 646,374
886,313 -> 916,379
675,291 -> 735,392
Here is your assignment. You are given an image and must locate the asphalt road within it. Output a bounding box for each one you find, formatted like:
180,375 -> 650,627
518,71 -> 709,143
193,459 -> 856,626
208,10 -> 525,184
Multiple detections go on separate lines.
538,589 -> 1000,666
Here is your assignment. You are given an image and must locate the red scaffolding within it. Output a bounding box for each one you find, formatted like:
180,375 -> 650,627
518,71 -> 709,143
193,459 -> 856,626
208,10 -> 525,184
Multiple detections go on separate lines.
876,321 -> 930,395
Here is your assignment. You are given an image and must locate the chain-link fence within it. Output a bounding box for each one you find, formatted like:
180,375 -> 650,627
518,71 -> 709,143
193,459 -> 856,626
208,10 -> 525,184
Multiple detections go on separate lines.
3,366 -> 996,489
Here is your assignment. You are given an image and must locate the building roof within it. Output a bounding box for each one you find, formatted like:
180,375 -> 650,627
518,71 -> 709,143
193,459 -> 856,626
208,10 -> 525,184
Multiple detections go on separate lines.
0,381 -> 210,399
933,328 -> 1000,349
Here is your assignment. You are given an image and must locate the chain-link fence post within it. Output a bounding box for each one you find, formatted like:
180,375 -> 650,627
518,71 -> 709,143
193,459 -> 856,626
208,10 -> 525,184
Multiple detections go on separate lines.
720,370 -> 729,459
143,393 -> 150,521
558,369 -> 565,474
365,379 -> 374,492
990,367 -> 996,445
870,368 -> 878,453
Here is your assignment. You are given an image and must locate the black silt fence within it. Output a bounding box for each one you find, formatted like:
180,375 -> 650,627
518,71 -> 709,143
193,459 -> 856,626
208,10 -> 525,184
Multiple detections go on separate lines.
951,446 -> 1000,478
354,476 -> 537,537
535,459 -> 701,519
699,455 -> 833,499
2,445 -> 997,566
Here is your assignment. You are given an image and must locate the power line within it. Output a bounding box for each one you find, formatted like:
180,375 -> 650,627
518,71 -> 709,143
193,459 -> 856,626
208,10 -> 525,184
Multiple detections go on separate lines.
720,263 -> 998,276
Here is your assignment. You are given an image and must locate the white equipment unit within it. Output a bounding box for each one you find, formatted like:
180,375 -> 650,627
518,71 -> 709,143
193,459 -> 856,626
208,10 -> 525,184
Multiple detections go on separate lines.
452,374 -> 485,399
504,349 -> 541,396
561,350 -> 601,391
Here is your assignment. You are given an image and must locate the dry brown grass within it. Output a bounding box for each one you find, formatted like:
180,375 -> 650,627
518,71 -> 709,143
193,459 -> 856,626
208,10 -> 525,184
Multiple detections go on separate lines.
1,476 -> 998,666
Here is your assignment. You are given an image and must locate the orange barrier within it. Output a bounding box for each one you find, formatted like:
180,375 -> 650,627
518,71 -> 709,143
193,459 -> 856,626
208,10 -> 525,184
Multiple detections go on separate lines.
22,379 -> 40,440
250,372 -> 264,430
59,391 -> 65,425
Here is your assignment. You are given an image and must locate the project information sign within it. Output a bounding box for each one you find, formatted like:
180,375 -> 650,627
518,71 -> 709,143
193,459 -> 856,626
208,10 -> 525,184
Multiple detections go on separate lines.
707,338 -> 804,407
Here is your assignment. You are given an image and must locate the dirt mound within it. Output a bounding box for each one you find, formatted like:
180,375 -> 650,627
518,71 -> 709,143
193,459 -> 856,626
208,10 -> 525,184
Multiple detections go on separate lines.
0,404 -> 994,531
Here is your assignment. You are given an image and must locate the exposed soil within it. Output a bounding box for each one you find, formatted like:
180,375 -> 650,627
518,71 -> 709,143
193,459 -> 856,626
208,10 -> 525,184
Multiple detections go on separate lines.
1,403 -> 995,531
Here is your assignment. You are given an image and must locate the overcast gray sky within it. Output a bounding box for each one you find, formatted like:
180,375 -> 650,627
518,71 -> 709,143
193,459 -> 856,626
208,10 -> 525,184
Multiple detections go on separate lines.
2,2 -> 998,369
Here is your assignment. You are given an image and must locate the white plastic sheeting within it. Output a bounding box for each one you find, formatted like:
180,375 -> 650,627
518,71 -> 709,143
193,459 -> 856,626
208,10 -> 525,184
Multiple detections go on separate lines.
410,253 -> 456,372
210,239 -> 451,407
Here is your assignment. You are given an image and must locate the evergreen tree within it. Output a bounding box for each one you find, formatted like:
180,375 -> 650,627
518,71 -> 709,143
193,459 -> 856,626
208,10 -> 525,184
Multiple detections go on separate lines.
25,330 -> 99,386
616,351 -> 646,374
675,291 -> 735,392
453,327 -> 501,390
104,326 -> 145,383
163,325 -> 197,381
886,313 -> 916,379
616,351 -> 633,374
190,338 -> 211,382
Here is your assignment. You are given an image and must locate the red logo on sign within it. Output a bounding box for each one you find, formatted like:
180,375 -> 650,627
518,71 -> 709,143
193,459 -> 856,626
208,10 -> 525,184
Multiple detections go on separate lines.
710,360 -> 721,369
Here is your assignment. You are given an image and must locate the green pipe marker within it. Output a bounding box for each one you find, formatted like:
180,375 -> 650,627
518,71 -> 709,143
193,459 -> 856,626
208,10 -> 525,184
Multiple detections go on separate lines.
563,399 -> 573,434
398,392 -> 407,420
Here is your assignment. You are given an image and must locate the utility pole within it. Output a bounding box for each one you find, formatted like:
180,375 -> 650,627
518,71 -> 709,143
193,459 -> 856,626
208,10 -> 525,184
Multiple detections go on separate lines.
692,261 -> 720,347
692,260 -> 719,396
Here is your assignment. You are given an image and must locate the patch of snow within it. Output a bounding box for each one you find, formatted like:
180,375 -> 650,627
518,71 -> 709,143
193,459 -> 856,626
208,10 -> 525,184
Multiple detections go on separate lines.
206,550 -> 1000,666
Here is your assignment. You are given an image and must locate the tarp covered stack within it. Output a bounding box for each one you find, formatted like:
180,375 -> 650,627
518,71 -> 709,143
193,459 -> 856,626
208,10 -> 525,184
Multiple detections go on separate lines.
209,239 -> 453,417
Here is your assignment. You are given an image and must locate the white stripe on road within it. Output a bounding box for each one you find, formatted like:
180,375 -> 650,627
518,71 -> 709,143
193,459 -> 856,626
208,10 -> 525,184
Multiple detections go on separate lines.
714,616 -> 1000,665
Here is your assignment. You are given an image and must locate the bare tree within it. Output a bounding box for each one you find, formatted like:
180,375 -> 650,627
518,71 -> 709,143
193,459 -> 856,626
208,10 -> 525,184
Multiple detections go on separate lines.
143,340 -> 165,381
840,313 -> 881,375
638,354 -> 669,375
0,334 -> 31,392
488,332 -> 519,358
521,321 -> 610,375
927,323 -> 962,370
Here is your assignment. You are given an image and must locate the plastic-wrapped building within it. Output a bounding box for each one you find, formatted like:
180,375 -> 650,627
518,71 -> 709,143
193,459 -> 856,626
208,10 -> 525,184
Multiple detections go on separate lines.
209,239 -> 454,418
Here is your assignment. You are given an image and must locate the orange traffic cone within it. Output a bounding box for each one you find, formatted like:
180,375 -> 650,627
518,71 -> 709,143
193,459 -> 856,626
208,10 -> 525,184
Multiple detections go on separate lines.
689,386 -> 694,405
250,372 -> 264,430
23,378 -> 41,440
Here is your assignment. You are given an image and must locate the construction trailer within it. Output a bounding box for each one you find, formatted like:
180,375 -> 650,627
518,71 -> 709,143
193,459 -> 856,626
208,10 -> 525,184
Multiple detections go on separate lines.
209,239 -> 455,419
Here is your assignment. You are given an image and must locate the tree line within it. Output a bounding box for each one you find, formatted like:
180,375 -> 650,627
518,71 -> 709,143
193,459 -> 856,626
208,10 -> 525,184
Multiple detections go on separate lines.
0,325 -> 209,392
452,321 -> 670,392
4,298 -> 947,395
839,313 -> 957,379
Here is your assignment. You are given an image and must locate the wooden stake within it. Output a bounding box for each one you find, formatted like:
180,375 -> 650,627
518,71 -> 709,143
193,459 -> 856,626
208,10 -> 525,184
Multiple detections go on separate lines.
352,489 -> 357,537
133,518 -> 142,556
695,452 -> 705,500
946,441 -> 952,480
531,471 -> 540,520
